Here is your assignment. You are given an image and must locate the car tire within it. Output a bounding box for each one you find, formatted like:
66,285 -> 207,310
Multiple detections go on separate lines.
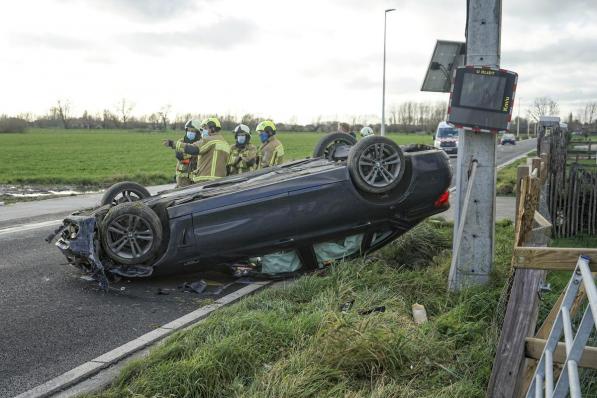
347,136 -> 405,194
100,181 -> 151,206
312,133 -> 357,160
101,202 -> 163,265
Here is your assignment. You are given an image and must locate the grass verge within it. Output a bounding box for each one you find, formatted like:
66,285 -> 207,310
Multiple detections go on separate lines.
87,219 -> 515,398
496,157 -> 528,196
0,129 -> 432,187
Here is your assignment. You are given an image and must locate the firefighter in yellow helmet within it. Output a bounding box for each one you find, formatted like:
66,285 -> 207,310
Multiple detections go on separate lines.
256,120 -> 284,169
227,124 -> 257,175
164,117 -> 230,183
166,119 -> 200,188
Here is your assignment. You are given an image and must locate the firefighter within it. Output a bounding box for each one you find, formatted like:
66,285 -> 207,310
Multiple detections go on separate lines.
227,124 -> 257,175
359,126 -> 374,138
164,117 -> 230,182
168,119 -> 200,187
256,120 -> 284,169
338,122 -> 357,139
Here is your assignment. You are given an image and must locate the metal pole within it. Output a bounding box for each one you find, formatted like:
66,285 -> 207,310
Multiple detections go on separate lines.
517,97 -> 521,140
449,0 -> 501,291
381,8 -> 395,137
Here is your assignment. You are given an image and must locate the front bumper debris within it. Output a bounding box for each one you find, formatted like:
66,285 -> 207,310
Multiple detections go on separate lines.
53,216 -> 109,290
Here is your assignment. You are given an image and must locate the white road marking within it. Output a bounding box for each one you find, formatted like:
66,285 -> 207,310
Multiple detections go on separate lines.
0,219 -> 62,236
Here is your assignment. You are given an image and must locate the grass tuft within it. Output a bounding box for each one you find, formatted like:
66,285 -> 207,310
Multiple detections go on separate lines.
87,220 -> 516,398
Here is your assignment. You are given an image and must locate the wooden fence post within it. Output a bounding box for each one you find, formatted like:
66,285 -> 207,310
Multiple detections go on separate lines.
486,175 -> 546,398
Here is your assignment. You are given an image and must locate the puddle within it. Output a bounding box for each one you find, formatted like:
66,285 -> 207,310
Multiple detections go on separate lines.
0,185 -> 101,200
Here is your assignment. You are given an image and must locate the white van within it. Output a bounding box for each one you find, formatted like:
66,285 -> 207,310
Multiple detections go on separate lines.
433,121 -> 458,155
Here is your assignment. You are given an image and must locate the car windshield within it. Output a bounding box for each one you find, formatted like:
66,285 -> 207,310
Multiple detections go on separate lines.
437,127 -> 458,138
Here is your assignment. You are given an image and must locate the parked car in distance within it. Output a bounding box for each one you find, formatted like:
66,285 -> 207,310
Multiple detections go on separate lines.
500,133 -> 517,145
433,121 -> 458,155
52,137 -> 452,287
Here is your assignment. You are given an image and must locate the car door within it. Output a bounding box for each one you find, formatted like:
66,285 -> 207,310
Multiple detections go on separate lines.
191,189 -> 294,260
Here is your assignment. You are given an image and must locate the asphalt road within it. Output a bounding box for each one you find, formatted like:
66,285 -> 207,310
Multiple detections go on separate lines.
0,226 -> 244,398
447,138 -> 537,188
0,139 -> 536,397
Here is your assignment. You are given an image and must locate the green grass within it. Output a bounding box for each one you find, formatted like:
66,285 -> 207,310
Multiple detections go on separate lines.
86,219 -> 516,398
0,128 -> 432,186
496,157 -> 528,196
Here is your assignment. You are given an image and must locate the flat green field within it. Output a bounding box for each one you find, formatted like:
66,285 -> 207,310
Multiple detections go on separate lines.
0,129 -> 432,186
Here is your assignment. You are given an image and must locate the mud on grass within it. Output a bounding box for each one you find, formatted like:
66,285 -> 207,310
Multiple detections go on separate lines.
86,220 -> 515,398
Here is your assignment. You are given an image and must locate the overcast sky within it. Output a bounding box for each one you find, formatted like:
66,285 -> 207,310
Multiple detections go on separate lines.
1,0 -> 596,124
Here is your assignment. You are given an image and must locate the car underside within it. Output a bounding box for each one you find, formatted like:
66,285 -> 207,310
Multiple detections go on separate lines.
51,138 -> 451,288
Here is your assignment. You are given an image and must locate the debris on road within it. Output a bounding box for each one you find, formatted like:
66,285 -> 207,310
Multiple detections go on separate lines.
340,299 -> 355,313
412,303 -> 428,324
359,306 -> 386,315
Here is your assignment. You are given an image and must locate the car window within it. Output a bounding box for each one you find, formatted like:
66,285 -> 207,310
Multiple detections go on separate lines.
437,128 -> 458,138
313,234 -> 364,266
371,230 -> 393,246
255,250 -> 302,274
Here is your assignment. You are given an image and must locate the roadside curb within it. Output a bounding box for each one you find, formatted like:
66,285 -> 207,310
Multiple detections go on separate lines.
15,281 -> 272,398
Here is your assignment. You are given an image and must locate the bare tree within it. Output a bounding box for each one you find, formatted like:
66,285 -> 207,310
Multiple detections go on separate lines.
115,98 -> 134,127
51,99 -> 71,129
529,97 -> 559,121
158,105 -> 171,130
581,102 -> 597,126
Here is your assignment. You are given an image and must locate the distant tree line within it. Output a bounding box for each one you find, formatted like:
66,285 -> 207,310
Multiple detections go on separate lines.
2,97 -> 597,134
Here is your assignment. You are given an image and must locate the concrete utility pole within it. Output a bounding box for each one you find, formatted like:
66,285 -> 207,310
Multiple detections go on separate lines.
381,8 -> 395,137
449,0 -> 501,291
516,97 -> 521,140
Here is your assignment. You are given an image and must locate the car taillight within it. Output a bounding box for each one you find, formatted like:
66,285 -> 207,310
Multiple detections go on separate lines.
434,191 -> 450,208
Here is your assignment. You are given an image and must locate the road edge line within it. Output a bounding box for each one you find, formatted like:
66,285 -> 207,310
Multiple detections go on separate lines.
14,281 -> 272,398
449,147 -> 535,193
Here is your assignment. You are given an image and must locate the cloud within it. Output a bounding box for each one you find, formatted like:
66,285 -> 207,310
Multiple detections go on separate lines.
78,0 -> 199,21
12,33 -> 89,50
505,37 -> 597,65
120,17 -> 258,53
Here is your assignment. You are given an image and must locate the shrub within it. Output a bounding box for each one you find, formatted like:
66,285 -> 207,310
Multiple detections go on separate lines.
0,116 -> 27,133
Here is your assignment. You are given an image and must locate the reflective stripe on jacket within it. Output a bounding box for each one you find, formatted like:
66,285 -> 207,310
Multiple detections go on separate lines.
177,134 -> 230,182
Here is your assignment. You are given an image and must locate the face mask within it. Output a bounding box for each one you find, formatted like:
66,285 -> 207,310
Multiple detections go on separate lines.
259,132 -> 269,143
186,131 -> 196,141
201,129 -> 210,138
236,135 -> 247,145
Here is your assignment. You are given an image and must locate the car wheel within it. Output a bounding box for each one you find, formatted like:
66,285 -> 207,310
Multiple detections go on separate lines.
100,181 -> 151,206
312,133 -> 357,161
101,202 -> 163,265
347,136 -> 405,194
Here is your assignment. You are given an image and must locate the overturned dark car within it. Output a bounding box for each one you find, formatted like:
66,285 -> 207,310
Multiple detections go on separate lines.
53,136 -> 451,286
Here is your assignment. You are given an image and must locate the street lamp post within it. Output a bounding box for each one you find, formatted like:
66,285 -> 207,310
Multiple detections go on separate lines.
381,8 -> 395,137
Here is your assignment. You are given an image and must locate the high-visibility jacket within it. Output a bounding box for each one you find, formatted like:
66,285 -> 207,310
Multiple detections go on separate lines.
175,139 -> 197,177
258,137 -> 284,169
227,144 -> 257,175
176,134 -> 230,182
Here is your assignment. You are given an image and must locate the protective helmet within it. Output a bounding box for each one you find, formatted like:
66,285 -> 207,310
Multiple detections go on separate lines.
360,126 -> 374,137
184,119 -> 202,131
233,124 -> 251,136
201,117 -> 222,130
256,120 -> 276,134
